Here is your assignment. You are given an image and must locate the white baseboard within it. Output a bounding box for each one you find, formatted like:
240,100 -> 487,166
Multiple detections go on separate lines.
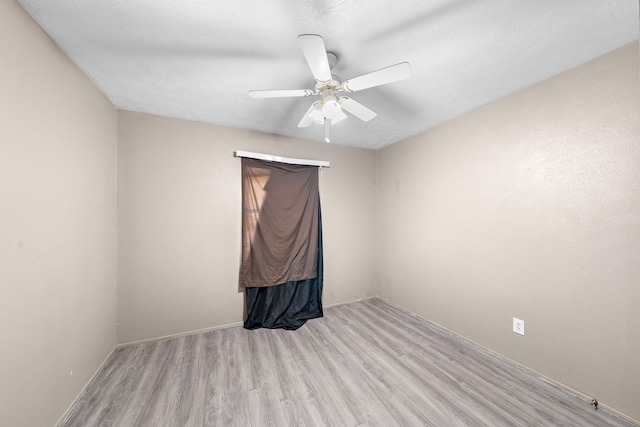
323,295 -> 377,309
117,296 -> 378,348
117,321 -> 245,348
55,345 -> 117,427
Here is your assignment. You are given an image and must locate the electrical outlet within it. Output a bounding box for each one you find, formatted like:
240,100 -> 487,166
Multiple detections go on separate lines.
513,317 -> 524,335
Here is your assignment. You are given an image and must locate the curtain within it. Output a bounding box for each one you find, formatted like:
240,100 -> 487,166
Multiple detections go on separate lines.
240,158 -> 323,330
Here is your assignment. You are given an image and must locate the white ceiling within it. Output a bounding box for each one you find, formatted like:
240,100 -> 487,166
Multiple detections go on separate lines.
16,0 -> 639,149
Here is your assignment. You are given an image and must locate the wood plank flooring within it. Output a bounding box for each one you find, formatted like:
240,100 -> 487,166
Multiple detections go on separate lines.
59,299 -> 638,426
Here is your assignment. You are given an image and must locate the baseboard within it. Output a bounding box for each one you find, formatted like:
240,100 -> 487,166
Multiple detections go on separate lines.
323,295 -> 377,309
116,296 -> 377,348
374,296 -> 640,426
55,345 -> 117,427
117,321 -> 245,348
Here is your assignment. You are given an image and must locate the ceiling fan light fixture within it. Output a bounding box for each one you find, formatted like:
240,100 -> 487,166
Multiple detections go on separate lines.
322,98 -> 342,120
308,106 -> 325,124
320,88 -> 347,122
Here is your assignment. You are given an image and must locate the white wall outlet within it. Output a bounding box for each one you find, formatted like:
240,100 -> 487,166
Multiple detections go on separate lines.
513,317 -> 524,335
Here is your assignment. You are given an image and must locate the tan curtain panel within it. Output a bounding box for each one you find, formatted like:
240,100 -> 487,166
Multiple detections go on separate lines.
240,158 -> 319,288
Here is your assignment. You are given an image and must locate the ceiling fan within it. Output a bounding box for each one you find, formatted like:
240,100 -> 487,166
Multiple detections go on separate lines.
249,34 -> 411,142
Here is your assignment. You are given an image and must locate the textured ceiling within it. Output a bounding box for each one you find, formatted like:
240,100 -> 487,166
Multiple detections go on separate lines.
16,0 -> 639,149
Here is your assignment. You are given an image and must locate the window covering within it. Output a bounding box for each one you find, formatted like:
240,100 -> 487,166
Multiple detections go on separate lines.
239,158 -> 319,288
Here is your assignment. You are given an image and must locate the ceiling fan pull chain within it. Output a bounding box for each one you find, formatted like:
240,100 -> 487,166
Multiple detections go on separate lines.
324,118 -> 331,143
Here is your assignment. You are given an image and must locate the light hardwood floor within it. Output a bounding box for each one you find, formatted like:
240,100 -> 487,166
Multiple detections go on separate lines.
59,299 -> 638,426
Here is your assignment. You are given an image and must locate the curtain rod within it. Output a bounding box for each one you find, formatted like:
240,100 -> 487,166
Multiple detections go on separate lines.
234,150 -> 330,168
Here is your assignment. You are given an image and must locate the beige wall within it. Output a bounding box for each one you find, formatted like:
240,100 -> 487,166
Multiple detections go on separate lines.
0,2 -> 117,427
377,41 -> 640,420
117,111 -> 377,343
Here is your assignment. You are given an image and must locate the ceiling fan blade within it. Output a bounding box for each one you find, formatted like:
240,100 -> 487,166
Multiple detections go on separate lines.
297,103 -> 318,128
298,34 -> 332,83
342,62 -> 411,92
249,89 -> 313,99
339,97 -> 377,122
